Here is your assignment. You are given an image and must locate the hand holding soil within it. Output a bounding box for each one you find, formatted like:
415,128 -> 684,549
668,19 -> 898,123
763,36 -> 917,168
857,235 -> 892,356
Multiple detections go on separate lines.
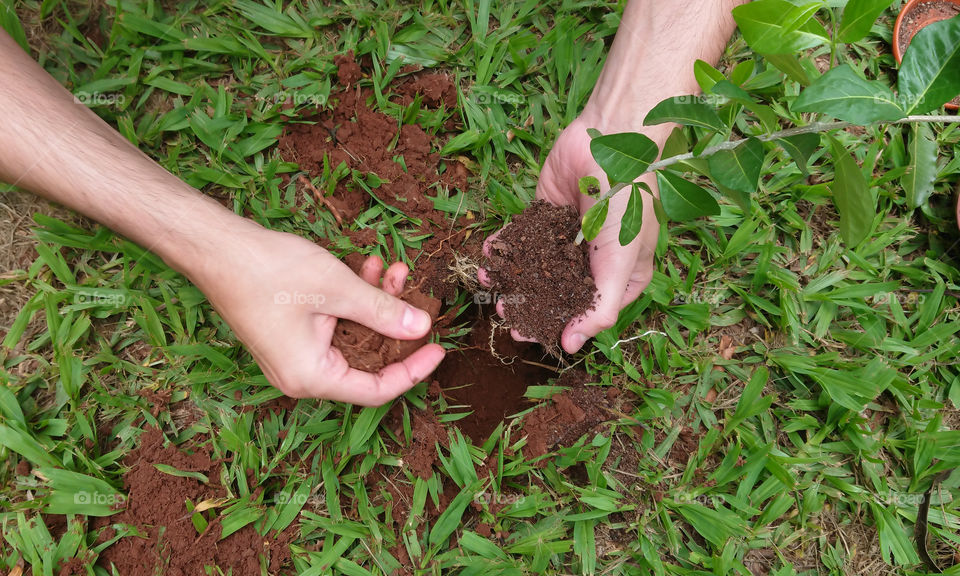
481,115 -> 663,354
193,225 -> 445,405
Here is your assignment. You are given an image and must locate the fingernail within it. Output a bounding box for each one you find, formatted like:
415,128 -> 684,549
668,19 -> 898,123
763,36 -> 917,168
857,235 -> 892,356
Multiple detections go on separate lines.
402,306 -> 430,333
570,333 -> 587,352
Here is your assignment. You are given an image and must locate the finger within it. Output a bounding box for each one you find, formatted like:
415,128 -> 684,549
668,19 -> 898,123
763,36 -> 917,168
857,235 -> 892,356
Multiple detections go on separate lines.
315,343 -> 446,406
510,328 -> 537,343
327,265 -> 433,340
477,266 -> 492,288
560,269 -> 633,354
481,229 -> 502,259
360,255 -> 384,286
382,261 -> 409,296
495,298 -> 506,318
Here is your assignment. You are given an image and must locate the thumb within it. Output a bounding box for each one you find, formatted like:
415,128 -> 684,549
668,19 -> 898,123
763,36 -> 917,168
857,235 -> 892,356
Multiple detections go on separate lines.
326,270 -> 433,340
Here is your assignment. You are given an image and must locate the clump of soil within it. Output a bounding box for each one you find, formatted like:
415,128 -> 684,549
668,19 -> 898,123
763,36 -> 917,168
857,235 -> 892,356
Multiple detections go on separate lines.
92,428 -> 294,575
520,370 -> 611,459
332,285 -> 442,372
485,200 -> 597,348
896,1 -> 960,108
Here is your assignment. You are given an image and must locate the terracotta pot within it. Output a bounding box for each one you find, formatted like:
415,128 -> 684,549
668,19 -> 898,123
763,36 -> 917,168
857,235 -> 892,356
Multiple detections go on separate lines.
893,0 -> 960,110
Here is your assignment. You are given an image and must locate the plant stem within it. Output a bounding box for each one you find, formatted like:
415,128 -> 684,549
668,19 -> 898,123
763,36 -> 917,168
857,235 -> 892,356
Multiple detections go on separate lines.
572,114 -> 960,245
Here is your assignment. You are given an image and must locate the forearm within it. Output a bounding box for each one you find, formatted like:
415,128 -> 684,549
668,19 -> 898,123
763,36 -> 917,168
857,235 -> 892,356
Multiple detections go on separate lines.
0,29 -> 251,281
586,0 -> 746,137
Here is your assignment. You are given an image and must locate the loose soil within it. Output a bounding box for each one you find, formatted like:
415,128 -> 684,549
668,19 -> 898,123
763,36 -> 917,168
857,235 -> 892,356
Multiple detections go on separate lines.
92,428 -> 295,575
897,1 -> 960,108
83,54 -> 615,575
485,200 -> 598,348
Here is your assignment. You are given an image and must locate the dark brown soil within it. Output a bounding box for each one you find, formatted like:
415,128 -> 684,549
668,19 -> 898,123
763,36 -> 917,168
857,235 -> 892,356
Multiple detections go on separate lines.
92,428 -> 295,575
897,1 -> 960,108
485,200 -> 597,348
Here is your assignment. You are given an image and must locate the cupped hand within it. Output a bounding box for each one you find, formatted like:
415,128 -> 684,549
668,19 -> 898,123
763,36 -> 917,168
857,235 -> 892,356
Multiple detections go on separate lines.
196,224 -> 445,405
481,114 -> 663,354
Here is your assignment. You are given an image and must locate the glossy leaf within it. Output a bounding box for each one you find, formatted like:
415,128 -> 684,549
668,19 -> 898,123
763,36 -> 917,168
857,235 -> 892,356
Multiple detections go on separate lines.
589,132 -> 659,184
578,176 -> 601,198
707,138 -> 765,197
644,97 -> 727,133
898,16 -> 960,113
764,53 -> 812,86
733,0 -> 829,54
902,122 -> 939,209
777,133 -> 821,175
656,171 -> 720,222
618,183 -> 646,246
793,64 -> 905,124
694,59 -> 725,93
828,136 -> 874,246
581,199 -> 609,242
838,0 -> 895,43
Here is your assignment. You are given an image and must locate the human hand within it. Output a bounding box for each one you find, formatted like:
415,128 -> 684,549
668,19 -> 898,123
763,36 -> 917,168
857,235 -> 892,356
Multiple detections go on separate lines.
480,113 -> 663,354
194,223 -> 445,405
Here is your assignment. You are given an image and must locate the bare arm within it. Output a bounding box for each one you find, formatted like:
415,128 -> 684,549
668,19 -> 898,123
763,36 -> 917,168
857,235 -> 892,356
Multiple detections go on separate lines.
485,0 -> 744,353
0,29 -> 445,405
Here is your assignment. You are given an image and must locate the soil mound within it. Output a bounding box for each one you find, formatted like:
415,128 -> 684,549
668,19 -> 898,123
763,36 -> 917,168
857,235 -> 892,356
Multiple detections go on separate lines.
485,200 -> 597,348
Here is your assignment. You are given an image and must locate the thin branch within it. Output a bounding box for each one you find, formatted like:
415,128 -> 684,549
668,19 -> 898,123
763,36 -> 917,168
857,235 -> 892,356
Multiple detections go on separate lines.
573,114 -> 960,244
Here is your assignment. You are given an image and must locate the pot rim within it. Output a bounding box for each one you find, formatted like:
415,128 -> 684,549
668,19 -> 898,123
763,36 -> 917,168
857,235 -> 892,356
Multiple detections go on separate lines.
892,0 -> 960,110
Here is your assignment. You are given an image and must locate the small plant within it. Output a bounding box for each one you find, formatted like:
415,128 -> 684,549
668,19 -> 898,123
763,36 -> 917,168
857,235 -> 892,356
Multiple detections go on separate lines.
578,3 -> 960,248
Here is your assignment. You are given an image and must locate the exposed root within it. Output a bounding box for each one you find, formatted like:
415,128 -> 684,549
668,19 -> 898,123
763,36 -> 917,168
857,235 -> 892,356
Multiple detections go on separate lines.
487,317 -> 516,366
446,252 -> 481,294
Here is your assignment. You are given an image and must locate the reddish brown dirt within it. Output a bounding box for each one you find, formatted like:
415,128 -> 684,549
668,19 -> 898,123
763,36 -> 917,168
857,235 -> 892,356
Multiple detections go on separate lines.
485,200 -> 597,348
436,313 -> 558,443
521,370 -> 611,459
332,285 -> 442,372
92,428 -> 295,575
278,54 -> 470,303
897,1 -> 960,108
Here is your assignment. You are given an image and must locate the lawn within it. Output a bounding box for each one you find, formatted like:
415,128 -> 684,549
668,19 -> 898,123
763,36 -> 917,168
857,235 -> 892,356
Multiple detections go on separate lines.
2,0 -> 960,575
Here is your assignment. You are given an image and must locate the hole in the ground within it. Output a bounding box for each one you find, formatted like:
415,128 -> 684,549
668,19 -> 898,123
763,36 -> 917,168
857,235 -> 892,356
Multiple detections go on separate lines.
435,308 -> 558,443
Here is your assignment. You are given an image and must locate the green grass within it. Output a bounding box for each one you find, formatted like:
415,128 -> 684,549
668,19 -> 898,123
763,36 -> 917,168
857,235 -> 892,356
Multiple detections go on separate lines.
2,0 -> 960,574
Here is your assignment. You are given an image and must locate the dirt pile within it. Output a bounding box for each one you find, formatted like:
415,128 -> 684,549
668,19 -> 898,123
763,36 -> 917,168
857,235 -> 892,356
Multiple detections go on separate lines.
485,200 -> 597,348
93,428 -> 294,575
520,370 -> 611,459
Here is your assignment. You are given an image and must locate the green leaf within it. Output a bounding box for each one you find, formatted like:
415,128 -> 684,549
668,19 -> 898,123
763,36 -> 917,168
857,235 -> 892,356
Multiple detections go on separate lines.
618,183 -> 646,246
674,502 -> 748,547
707,138 -> 764,197
429,484 -> 478,547
898,15 -> 960,113
154,464 -> 209,483
656,171 -> 720,222
589,132 -> 659,184
838,0 -> 895,43
644,97 -> 727,133
694,59 -> 726,93
793,64 -> 906,124
764,53 -> 812,86
581,199 -> 609,242
732,0 -> 829,54
827,136 -> 874,247
578,176 -> 601,198
777,133 -> 821,175
0,3 -> 30,52
902,122 -> 939,209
